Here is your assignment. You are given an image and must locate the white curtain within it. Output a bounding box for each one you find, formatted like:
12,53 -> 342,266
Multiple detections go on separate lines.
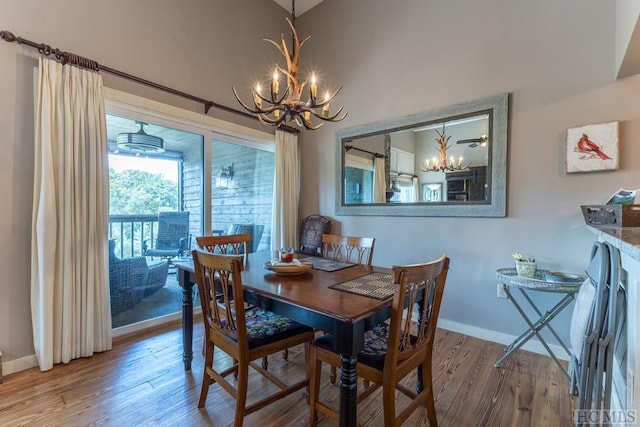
31,58 -> 112,371
373,157 -> 386,203
271,129 -> 299,251
412,177 -> 420,202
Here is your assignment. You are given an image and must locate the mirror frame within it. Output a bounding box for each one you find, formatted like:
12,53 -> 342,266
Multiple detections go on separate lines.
335,93 -> 509,217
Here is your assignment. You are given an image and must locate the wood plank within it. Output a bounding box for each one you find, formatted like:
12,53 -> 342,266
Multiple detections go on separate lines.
0,322 -> 576,426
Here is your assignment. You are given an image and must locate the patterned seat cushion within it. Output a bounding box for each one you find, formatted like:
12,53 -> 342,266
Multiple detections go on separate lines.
224,306 -> 313,349
314,323 -> 416,371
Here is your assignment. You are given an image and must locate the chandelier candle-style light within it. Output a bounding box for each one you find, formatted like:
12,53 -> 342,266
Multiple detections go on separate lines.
420,129 -> 470,172
233,1 -> 347,130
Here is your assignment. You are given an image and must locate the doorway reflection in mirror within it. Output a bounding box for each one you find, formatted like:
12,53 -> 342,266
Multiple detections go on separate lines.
423,183 -> 443,202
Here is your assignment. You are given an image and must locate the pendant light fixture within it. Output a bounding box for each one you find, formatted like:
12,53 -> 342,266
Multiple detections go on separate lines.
233,0 -> 347,130
117,121 -> 165,153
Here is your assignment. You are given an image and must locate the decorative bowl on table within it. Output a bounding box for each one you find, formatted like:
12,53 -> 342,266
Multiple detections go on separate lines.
264,259 -> 313,275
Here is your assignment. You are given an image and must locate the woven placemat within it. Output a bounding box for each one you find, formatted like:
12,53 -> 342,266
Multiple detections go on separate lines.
329,272 -> 396,300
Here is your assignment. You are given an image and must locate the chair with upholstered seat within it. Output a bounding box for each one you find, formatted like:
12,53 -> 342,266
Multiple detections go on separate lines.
192,250 -> 315,426
309,254 -> 450,427
321,233 -> 376,383
196,233 -> 252,364
297,215 -> 332,256
321,233 -> 375,265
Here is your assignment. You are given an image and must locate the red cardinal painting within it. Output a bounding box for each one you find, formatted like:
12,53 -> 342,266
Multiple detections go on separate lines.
575,133 -> 611,160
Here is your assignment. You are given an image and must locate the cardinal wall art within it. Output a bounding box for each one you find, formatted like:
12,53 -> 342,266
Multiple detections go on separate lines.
566,121 -> 619,173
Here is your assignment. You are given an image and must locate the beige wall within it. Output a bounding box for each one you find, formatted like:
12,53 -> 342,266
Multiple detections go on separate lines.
2,0 -> 640,368
297,0 -> 640,342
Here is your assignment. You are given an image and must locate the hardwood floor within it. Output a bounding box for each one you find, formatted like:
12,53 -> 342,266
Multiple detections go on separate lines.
0,320 -> 576,426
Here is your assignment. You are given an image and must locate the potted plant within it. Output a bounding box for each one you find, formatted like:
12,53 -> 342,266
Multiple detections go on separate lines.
512,252 -> 536,277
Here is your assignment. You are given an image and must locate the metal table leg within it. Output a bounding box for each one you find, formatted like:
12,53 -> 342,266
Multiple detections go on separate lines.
495,286 -> 575,379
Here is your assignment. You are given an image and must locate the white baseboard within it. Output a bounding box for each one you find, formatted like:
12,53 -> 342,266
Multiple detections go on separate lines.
1,307 -> 203,378
437,319 -> 570,361
3,354 -> 39,377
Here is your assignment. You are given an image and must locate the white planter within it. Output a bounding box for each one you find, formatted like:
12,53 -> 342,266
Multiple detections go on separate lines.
515,261 -> 536,277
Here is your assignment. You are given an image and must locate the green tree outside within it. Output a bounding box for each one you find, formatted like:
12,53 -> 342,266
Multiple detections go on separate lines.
110,168 -> 178,214
109,168 -> 179,256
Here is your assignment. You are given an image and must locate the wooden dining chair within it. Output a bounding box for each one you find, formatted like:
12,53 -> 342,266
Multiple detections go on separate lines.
321,233 -> 375,266
298,214 -> 332,256
309,254 -> 450,427
196,233 -> 250,261
192,250 -> 315,426
320,233 -> 376,383
196,234 -> 272,370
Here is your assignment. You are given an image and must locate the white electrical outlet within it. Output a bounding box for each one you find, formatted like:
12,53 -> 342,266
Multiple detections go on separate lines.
497,283 -> 507,298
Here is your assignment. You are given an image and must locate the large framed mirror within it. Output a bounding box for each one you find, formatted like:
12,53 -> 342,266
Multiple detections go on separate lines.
336,93 -> 509,217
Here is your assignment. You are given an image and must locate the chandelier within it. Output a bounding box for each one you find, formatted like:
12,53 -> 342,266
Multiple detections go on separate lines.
420,127 -> 470,172
232,0 -> 347,130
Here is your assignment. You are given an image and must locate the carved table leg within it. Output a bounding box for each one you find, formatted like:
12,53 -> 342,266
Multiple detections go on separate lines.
182,280 -> 194,371
339,354 -> 358,427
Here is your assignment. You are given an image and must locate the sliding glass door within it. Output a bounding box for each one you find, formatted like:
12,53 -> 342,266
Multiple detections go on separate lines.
105,90 -> 274,332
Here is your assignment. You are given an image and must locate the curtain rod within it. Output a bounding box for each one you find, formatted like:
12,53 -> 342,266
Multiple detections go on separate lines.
344,144 -> 385,158
0,30 -> 257,121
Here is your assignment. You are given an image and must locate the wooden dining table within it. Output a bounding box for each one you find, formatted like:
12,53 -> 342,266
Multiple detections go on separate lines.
175,251 -> 394,427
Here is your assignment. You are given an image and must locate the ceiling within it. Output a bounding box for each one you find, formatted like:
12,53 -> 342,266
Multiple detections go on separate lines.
272,0 -> 324,16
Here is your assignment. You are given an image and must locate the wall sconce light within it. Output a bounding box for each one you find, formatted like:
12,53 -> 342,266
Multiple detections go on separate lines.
216,165 -> 233,189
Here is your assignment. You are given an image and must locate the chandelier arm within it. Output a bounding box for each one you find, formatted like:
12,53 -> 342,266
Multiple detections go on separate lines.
311,86 -> 344,108
265,85 -> 290,104
232,87 -> 263,114
234,87 -> 287,116
284,18 -> 310,57
258,113 -> 288,127
309,107 -> 348,122
300,116 -> 323,130
264,37 -> 286,58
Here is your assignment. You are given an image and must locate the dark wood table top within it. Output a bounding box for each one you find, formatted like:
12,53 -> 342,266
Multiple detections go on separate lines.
178,251 -> 393,325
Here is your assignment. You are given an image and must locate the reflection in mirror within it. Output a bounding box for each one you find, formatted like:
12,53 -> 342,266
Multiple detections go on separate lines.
336,93 -> 508,217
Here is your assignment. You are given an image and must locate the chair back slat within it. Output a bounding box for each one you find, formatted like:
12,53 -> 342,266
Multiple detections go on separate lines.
321,233 -> 375,265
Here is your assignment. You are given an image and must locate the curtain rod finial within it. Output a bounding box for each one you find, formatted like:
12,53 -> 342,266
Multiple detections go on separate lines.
1,31 -> 16,42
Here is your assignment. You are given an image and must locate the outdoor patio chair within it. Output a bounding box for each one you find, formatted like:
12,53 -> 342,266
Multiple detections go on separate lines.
226,223 -> 264,253
144,211 -> 191,262
108,239 -> 169,314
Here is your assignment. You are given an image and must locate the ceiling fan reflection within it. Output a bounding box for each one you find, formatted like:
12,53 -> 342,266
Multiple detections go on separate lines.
456,134 -> 488,148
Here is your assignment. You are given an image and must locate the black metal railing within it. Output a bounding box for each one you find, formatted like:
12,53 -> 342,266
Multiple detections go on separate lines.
108,214 -> 158,258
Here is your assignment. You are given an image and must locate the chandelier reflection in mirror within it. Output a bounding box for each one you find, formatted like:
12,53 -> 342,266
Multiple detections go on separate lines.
419,127 -> 471,172
232,0 -> 347,130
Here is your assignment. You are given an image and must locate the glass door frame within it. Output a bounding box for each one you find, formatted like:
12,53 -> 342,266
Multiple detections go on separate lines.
104,88 -> 274,238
